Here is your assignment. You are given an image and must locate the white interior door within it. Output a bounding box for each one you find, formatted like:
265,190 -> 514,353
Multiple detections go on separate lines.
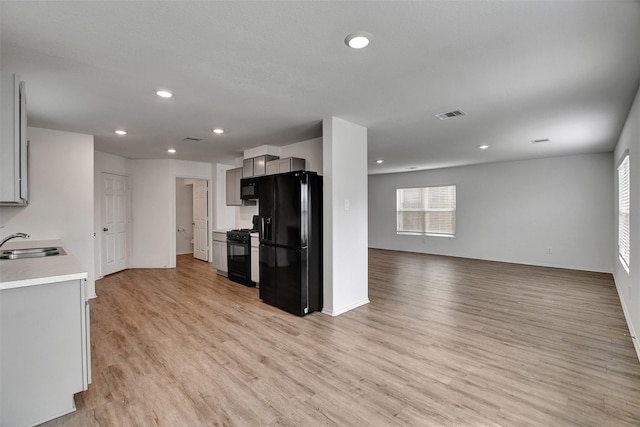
101,173 -> 129,276
193,180 -> 208,261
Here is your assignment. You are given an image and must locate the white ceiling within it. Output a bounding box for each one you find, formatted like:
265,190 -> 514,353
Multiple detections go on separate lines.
1,1 -> 639,174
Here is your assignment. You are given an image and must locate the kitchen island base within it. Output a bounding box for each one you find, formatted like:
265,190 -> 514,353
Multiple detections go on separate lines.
0,278 -> 90,427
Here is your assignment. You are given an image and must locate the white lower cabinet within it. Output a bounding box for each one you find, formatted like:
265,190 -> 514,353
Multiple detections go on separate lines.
251,235 -> 259,285
0,278 -> 91,427
212,231 -> 228,276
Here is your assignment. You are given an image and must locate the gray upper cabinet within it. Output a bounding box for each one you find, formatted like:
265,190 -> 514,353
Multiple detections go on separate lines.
226,167 -> 243,206
243,155 -> 279,178
242,158 -> 254,178
266,157 -> 306,175
1,73 -> 28,206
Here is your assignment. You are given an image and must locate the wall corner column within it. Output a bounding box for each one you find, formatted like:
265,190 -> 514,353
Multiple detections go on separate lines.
322,117 -> 369,316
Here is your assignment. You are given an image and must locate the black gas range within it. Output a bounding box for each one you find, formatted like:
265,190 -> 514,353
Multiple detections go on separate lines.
227,228 -> 257,287
227,228 -> 255,242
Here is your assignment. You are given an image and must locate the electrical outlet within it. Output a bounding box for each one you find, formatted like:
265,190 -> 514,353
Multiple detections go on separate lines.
547,247 -> 552,254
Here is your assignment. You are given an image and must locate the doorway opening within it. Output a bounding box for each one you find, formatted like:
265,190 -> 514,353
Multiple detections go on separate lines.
175,178 -> 209,261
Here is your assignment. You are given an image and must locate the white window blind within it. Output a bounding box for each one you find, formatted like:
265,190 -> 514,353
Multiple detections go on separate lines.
397,185 -> 456,236
618,154 -> 630,273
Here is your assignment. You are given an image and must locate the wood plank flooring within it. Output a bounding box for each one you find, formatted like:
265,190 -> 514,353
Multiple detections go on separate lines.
43,249 -> 640,426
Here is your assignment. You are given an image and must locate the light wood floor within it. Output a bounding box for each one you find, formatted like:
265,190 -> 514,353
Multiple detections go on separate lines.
43,250 -> 640,426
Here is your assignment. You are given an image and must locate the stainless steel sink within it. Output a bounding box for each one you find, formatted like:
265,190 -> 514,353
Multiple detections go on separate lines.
0,246 -> 66,260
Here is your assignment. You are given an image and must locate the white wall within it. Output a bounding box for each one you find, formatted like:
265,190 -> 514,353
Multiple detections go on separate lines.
280,137 -> 323,174
613,85 -> 640,360
0,127 -> 95,296
128,158 -> 217,268
369,153 -> 614,273
237,204 -> 259,229
175,178 -> 194,255
94,151 -> 130,280
322,117 -> 369,316
130,159 -> 173,268
213,163 -> 236,230
95,154 -> 234,270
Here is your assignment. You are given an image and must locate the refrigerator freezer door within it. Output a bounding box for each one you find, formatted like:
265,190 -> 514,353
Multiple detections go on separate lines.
259,243 -> 307,316
259,244 -> 277,306
275,246 -> 306,316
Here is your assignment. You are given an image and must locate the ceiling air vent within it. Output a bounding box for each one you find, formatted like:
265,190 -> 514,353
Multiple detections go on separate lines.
182,137 -> 203,142
435,109 -> 466,120
531,138 -> 551,144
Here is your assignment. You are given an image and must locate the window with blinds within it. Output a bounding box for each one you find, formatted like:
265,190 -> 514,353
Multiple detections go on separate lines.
618,154 -> 630,273
396,185 -> 456,236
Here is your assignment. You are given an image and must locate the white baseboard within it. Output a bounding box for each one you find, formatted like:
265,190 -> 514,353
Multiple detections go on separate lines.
322,298 -> 370,317
614,279 -> 640,362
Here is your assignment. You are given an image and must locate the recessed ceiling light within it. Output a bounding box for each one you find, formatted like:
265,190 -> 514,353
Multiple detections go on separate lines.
479,145 -> 489,150
213,128 -> 224,134
345,32 -> 371,49
376,159 -> 384,164
115,130 -> 127,135
156,90 -> 173,98
167,148 -> 176,154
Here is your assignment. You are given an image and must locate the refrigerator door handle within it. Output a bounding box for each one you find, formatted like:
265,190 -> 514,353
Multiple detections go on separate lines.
259,216 -> 264,240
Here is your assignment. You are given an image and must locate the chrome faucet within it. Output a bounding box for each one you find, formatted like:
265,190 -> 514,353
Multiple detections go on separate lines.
0,232 -> 30,248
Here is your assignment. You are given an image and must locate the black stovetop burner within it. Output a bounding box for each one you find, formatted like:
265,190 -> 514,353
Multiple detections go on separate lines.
227,228 -> 257,242
228,216 -> 259,242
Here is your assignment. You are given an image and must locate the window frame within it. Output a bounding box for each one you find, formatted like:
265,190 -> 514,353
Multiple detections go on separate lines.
618,151 -> 630,274
396,184 -> 457,237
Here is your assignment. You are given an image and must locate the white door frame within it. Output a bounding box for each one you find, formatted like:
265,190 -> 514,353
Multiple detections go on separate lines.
192,179 -> 208,261
99,172 -> 131,278
170,176 -> 211,267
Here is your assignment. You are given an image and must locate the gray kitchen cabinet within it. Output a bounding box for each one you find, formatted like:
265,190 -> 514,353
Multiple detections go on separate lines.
226,167 -> 243,206
0,73 -> 28,206
212,231 -> 228,276
243,155 -> 279,178
266,157 -> 306,175
243,158 -> 254,178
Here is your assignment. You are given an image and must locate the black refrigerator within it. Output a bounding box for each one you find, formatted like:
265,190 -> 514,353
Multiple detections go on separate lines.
257,171 -> 322,316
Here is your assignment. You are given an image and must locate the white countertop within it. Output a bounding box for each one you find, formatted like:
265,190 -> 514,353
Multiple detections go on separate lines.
0,240 -> 88,290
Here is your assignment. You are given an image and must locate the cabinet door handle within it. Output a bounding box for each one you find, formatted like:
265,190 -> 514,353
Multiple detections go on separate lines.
103,228 -> 109,232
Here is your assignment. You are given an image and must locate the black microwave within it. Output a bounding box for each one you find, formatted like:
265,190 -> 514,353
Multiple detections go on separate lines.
240,177 -> 258,200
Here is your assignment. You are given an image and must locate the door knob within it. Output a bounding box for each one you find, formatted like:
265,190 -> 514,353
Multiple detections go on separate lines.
103,228 -> 109,232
